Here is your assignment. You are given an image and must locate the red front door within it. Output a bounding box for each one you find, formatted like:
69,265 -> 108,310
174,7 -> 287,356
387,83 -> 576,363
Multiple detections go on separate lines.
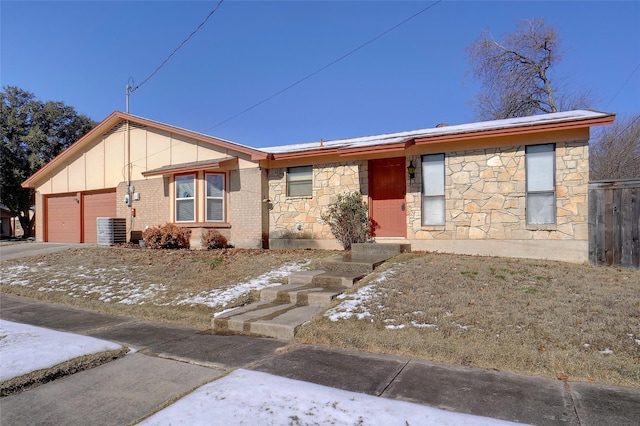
369,158 -> 406,237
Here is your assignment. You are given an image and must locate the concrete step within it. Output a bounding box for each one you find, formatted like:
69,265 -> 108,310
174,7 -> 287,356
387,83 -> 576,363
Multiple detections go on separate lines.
213,301 -> 322,340
351,243 -> 411,256
212,244 -> 403,340
288,270 -> 326,285
289,270 -> 365,289
313,253 -> 390,275
260,283 -> 346,307
310,271 -> 365,288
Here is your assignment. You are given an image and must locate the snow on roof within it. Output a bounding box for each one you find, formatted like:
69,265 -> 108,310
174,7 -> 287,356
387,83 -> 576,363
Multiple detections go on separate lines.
261,110 -> 612,155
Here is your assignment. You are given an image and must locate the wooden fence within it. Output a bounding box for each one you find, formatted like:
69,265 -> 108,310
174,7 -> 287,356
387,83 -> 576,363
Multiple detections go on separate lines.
588,180 -> 640,269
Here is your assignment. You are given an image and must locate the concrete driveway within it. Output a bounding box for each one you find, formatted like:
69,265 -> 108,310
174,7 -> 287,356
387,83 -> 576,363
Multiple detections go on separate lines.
0,242 -> 85,261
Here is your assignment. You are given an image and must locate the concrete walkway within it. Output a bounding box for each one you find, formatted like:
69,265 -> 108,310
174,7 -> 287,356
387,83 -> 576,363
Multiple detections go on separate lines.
1,294 -> 639,425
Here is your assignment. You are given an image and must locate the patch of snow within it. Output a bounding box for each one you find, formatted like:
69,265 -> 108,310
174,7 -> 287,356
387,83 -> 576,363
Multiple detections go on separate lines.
385,324 -> 406,330
0,261 -> 314,310
1,263 -> 169,305
325,284 -> 378,321
324,269 -> 395,322
0,265 -> 33,286
0,320 -> 123,382
1,320 -> 524,425
174,261 -> 309,308
411,321 -> 438,329
262,110 -> 607,156
139,369 -> 523,426
453,322 -> 471,330
213,306 -> 239,318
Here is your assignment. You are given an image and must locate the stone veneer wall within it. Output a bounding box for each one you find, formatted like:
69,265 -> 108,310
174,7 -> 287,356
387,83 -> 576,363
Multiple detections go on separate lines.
267,141 -> 589,260
268,161 -> 367,239
405,141 -> 589,242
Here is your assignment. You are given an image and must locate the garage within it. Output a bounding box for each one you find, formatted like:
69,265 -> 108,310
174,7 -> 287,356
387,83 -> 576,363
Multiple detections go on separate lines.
46,190 -> 116,243
82,191 -> 117,243
46,194 -> 80,242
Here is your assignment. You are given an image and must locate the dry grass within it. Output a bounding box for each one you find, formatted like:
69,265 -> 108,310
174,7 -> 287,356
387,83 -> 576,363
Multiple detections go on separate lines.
2,246 -> 638,388
0,246 -> 329,329
296,252 -> 640,388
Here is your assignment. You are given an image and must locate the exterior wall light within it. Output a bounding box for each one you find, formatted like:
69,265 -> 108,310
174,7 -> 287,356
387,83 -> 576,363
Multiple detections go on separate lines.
407,160 -> 416,180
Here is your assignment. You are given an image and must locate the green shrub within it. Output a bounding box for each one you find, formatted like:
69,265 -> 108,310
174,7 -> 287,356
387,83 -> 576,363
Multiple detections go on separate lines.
320,191 -> 371,250
202,229 -> 231,249
142,224 -> 191,249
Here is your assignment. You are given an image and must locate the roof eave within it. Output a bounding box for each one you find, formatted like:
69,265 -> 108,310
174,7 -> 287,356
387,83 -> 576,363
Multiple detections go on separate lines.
413,114 -> 616,145
21,111 -> 124,188
338,140 -> 415,157
269,147 -> 342,160
123,113 -> 268,160
21,111 -> 269,188
142,157 -> 238,177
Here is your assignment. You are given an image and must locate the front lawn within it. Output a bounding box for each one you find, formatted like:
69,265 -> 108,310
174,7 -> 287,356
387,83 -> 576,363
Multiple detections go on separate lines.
2,247 -> 638,388
296,253 -> 640,388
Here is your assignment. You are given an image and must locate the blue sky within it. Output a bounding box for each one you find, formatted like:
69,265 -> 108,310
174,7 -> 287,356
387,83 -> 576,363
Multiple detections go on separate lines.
2,1 -> 639,148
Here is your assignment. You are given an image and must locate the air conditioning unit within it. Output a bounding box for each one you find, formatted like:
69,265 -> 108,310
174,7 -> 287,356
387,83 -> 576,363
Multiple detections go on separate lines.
96,217 -> 127,246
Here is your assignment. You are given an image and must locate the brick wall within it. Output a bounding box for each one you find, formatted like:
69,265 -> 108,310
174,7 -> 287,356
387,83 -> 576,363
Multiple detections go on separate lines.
228,167 -> 264,248
116,177 -> 168,240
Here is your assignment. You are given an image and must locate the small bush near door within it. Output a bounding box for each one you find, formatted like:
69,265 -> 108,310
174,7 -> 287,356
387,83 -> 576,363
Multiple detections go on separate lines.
142,224 -> 191,249
321,191 -> 371,250
202,229 -> 232,249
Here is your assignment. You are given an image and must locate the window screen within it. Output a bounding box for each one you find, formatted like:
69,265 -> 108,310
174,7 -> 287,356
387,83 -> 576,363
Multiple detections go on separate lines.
421,154 -> 445,226
526,144 -> 555,225
206,173 -> 225,222
175,174 -> 195,222
287,166 -> 313,197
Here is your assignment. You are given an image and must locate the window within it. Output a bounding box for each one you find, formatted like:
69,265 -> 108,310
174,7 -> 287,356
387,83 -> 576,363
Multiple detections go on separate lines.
206,173 -> 225,222
175,174 -> 195,222
287,166 -> 312,197
526,144 -> 556,225
421,154 -> 445,226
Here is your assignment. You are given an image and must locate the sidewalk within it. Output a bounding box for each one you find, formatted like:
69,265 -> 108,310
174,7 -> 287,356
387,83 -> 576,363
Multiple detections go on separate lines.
1,294 -> 639,425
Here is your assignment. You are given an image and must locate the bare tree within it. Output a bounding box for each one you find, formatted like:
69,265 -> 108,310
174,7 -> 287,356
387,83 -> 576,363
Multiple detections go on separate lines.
467,18 -> 591,120
0,86 -> 95,237
590,114 -> 640,181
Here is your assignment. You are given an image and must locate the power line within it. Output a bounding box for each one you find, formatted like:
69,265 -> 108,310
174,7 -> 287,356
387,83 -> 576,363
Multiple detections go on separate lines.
205,0 -> 443,131
605,62 -> 640,108
129,0 -> 225,94
613,114 -> 640,140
